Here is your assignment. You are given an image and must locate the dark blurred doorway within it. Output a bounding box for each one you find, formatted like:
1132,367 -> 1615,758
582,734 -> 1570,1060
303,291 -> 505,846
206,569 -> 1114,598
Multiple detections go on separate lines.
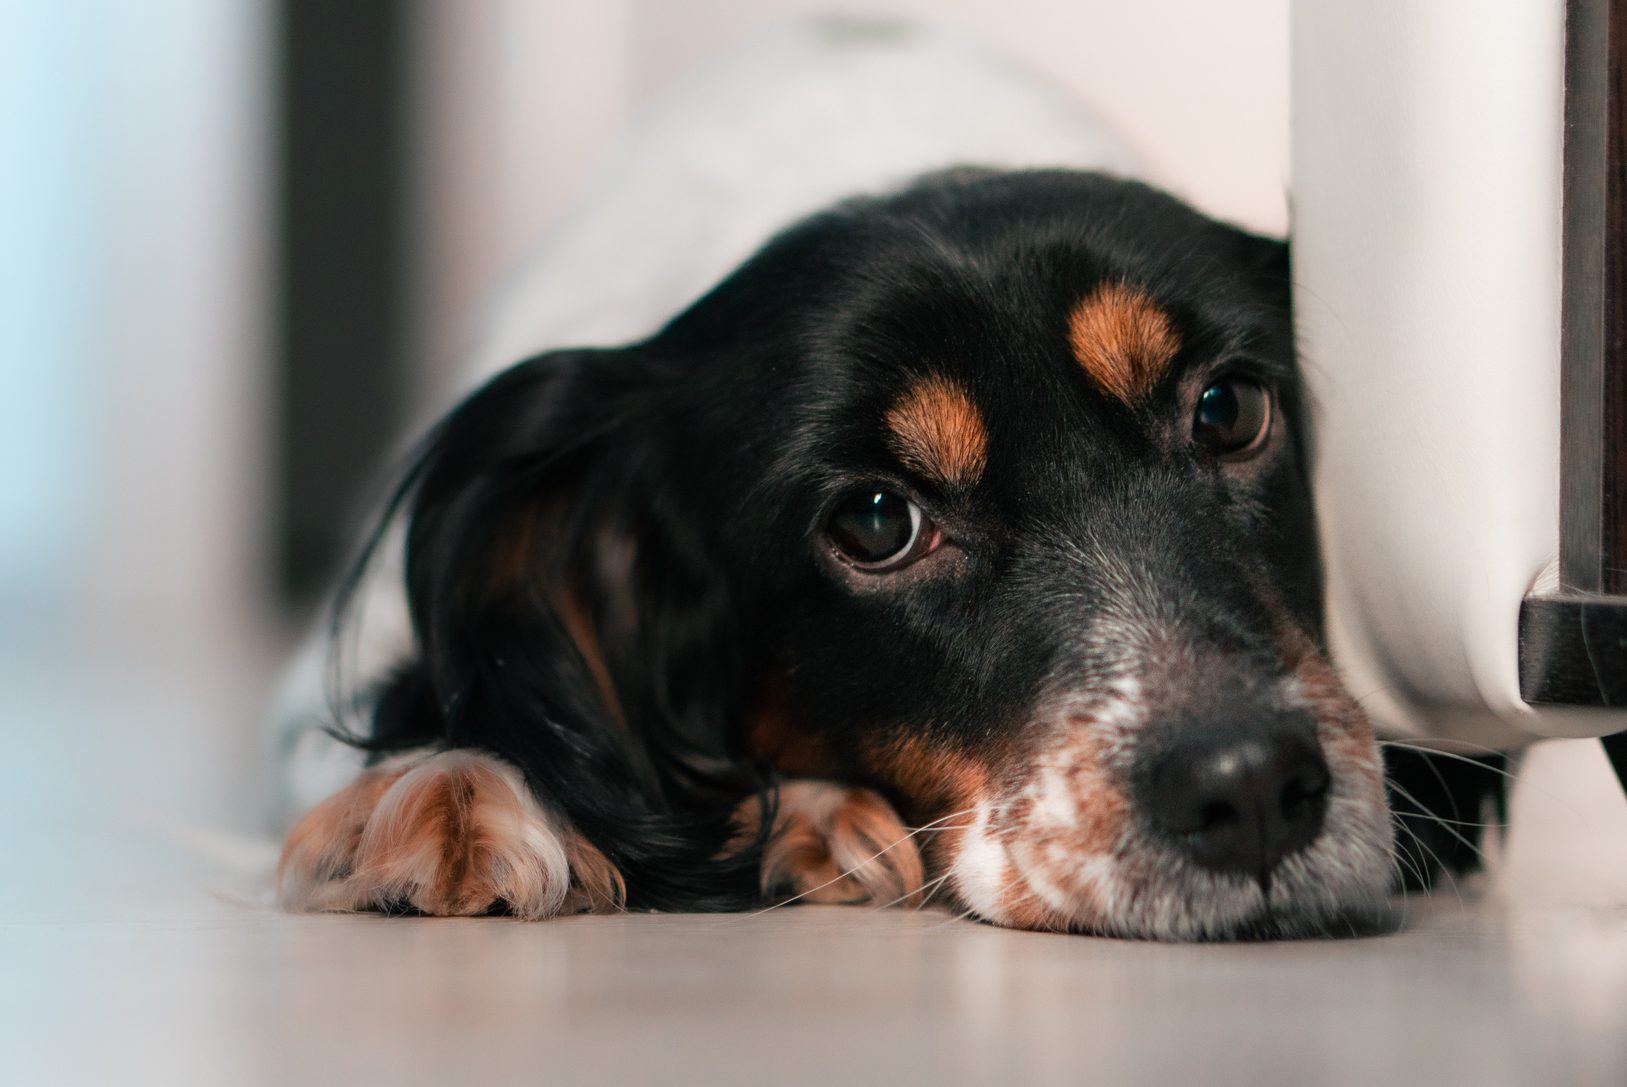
274,0 -> 415,610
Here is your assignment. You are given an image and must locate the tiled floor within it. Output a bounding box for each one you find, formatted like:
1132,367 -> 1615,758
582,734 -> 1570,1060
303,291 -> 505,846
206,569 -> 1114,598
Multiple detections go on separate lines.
4,622 -> 1626,1086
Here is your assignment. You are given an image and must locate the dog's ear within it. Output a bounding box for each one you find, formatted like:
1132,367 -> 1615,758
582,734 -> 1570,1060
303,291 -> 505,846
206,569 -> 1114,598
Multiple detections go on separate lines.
342,348 -> 766,910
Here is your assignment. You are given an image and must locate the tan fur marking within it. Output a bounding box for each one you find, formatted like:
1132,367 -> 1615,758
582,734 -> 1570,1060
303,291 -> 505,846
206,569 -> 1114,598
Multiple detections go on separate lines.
1293,653 -> 1385,797
551,583 -> 624,725
885,377 -> 988,487
1071,767 -> 1130,856
998,879 -> 1077,933
744,677 -> 836,778
861,732 -> 992,819
1067,283 -> 1180,403
484,501 -> 628,727
986,726 -> 1130,931
484,504 -> 554,598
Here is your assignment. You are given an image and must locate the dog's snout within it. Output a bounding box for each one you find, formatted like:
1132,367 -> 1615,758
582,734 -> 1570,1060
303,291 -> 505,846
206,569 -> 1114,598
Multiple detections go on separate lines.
1140,716 -> 1329,884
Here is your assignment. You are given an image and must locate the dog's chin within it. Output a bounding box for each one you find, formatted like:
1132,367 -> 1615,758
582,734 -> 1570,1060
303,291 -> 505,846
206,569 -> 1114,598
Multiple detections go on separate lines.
1066,866 -> 1401,943
1102,832 -> 1398,942
952,807 -> 1397,941
997,864 -> 1396,942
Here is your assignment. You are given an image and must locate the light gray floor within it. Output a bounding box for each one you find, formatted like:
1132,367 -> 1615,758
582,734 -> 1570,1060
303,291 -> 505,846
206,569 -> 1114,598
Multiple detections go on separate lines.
5,625 -> 1627,1086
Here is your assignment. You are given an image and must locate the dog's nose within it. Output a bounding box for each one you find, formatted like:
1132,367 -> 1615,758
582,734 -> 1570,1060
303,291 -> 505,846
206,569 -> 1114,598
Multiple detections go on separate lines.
1140,717 -> 1330,883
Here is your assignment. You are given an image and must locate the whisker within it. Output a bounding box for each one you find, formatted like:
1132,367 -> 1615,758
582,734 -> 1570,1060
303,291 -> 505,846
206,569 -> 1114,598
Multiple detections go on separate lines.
1378,739 -> 1520,783
1401,742 -> 1491,830
875,870 -> 953,913
914,871 -> 958,913
1385,815 -> 1431,888
1388,794 -> 1486,916
1386,777 -> 1494,869
1388,812 -> 1468,912
1388,811 -> 1504,830
1353,683 -> 1401,708
1382,738 -> 1616,836
1383,735 -> 1512,758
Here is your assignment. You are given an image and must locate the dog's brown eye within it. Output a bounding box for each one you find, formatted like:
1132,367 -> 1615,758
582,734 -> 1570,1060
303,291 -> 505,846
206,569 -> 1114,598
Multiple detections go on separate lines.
1194,377 -> 1271,456
827,491 -> 934,569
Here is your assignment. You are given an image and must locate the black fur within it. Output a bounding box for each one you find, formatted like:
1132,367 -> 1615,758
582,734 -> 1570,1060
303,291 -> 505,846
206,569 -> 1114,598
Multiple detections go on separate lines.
344,350 -> 771,910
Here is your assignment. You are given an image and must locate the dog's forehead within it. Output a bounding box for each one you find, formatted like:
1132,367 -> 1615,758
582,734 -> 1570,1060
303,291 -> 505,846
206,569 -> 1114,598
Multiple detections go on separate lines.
857,276 -> 1193,492
745,181 -> 1291,495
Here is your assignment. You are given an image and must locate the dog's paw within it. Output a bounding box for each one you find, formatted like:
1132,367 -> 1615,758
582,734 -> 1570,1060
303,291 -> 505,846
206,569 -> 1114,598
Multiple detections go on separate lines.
278,750 -> 623,919
739,781 -> 926,906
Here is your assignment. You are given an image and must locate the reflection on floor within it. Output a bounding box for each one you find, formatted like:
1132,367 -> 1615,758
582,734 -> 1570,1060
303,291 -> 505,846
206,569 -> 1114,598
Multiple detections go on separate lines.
3,623 -> 1625,1086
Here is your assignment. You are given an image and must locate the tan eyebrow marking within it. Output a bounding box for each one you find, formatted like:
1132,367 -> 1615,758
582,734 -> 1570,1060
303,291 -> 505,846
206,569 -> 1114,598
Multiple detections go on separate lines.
1067,282 -> 1181,404
884,376 -> 989,488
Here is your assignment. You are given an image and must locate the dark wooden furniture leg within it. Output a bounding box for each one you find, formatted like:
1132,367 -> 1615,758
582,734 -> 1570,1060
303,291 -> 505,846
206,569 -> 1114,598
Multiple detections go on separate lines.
1517,0 -> 1627,793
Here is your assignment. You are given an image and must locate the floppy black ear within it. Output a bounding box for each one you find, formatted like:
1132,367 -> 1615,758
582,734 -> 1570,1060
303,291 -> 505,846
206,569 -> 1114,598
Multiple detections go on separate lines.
342,347 -> 767,911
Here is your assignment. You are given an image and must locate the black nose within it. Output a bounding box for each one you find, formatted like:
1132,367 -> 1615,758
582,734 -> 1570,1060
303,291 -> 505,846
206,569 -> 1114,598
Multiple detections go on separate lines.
1139,716 -> 1330,883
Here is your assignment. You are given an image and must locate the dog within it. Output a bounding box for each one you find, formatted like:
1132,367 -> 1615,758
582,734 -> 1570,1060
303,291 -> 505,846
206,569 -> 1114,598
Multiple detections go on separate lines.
278,167 -> 1411,939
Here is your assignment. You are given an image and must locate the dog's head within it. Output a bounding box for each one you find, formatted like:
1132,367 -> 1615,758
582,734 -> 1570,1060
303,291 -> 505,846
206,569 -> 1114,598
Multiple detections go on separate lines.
361,169 -> 1393,938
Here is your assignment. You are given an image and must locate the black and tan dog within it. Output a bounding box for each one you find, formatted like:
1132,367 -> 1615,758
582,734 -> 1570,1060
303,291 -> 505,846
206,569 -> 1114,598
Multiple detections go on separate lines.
280,169 -> 1438,939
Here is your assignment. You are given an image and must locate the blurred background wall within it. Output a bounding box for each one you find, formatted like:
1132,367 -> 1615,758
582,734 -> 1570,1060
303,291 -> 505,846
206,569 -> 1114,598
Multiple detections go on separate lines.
1,0 -> 270,640
411,0 -> 1290,408
0,0 -> 1285,831
2,0 -> 1289,628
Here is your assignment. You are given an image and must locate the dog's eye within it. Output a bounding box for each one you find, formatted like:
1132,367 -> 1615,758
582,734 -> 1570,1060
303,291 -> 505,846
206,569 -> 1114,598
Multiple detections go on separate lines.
1193,377 -> 1272,456
827,491 -> 936,569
